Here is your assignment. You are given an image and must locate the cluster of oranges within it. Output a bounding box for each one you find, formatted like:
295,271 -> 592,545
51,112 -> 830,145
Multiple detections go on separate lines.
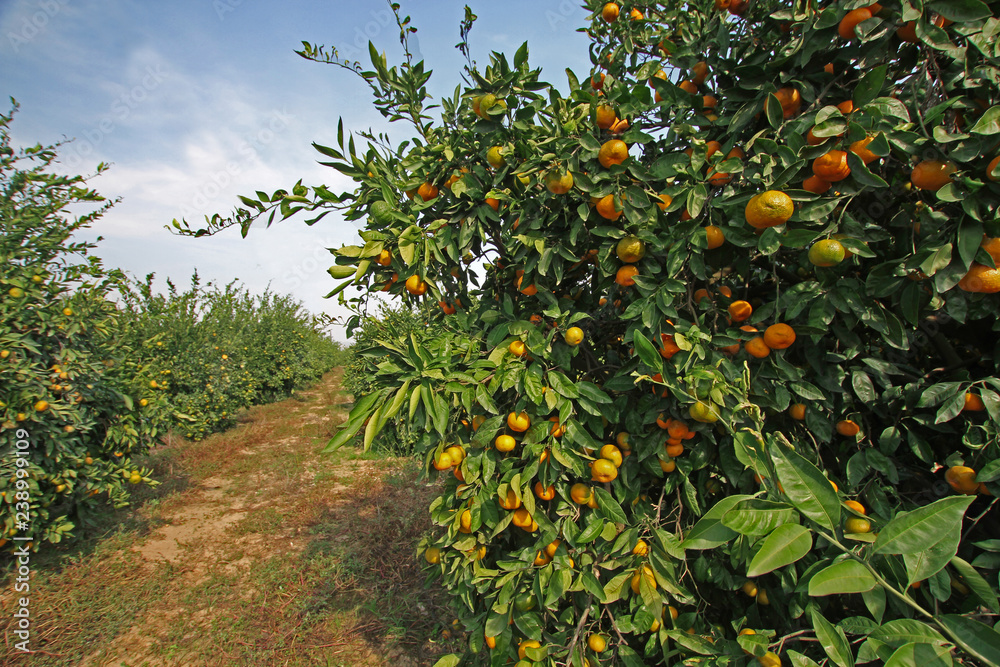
656,415 -> 694,472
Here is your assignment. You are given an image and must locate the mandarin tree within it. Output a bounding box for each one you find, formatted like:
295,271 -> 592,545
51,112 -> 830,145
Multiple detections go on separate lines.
181,1 -> 1000,664
0,107 -> 165,549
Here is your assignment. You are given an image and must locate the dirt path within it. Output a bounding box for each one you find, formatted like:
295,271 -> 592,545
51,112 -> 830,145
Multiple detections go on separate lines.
1,370 -> 456,666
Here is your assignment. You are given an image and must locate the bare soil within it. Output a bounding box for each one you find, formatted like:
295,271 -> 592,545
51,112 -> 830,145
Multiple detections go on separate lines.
0,370 -> 457,666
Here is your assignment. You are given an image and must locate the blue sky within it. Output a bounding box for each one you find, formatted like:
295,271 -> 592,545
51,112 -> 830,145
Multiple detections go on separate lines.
0,0 -> 591,340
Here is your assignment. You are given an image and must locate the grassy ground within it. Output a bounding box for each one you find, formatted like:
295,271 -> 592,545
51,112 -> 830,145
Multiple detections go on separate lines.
0,370 -> 460,666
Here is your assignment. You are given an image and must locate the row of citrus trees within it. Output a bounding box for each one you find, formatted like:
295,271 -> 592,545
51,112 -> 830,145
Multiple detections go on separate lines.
0,106 -> 344,551
182,0 -> 1000,665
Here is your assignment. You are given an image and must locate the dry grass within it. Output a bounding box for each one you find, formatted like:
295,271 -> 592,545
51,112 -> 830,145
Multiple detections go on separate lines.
0,370 -> 459,666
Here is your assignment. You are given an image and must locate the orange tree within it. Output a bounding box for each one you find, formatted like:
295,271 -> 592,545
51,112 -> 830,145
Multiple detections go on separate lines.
181,1 -> 1000,664
117,273 -> 343,440
0,106 -> 164,551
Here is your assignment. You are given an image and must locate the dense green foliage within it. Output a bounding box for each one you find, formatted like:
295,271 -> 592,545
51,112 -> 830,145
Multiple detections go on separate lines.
183,1 -> 1000,665
0,108 -> 167,548
0,109 -> 344,550
119,274 -> 345,440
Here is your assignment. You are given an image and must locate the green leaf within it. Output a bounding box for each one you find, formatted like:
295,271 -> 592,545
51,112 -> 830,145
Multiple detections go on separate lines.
969,105 -> 1000,135
786,650 -> 822,667
632,332 -> 663,372
594,487 -> 628,524
869,619 -> 947,648
928,0 -> 991,21
771,440 -> 840,531
431,655 -> 461,667
853,65 -> 887,108
747,523 -> 813,577
884,643 -> 953,667
723,499 -> 799,536
808,560 -> 877,596
903,522 -> 961,584
681,495 -> 751,550
937,614 -> 1000,666
812,608 -> 855,667
874,496 -> 975,555
547,370 -> 579,398
950,556 -> 1000,613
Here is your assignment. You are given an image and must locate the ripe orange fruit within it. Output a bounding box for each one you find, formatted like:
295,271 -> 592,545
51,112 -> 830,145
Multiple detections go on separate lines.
534,482 -> 556,500
588,633 -> 608,653
564,327 -> 584,346
599,443 -> 623,467
763,323 -> 796,349
745,337 -> 771,358
591,72 -> 605,90
759,652 -> 781,667
988,156 -> 1000,181
728,300 -> 753,322
692,61 -> 709,85
745,190 -> 794,229
493,435 -> 517,452
678,80 -> 699,95
599,139 -> 629,168
433,452 -> 454,471
844,499 -> 867,515
707,165 -> 732,187
596,105 -> 617,130
911,160 -> 956,191
788,403 -> 806,420
964,393 -> 986,412
665,441 -> 684,458
570,482 -> 593,504
548,416 -> 567,437
616,264 -> 638,287
629,7 -> 643,20
808,239 -> 847,267
485,197 -> 500,211
846,137 -> 876,167
511,507 -> 533,528
508,411 -> 531,432
839,7 -> 873,39
981,236 -> 1000,264
774,87 -> 802,119
596,194 -> 622,221
631,564 -> 657,594
656,193 -> 673,211
517,275 -> 538,296
836,419 -> 860,436
498,488 -> 521,510
405,274 -> 428,295
803,175 -> 832,194
958,263 -> 1000,293
659,458 -> 676,473
459,509 -> 473,533
946,466 -> 978,494
592,458 -> 619,482
545,169 -> 574,194
813,150 -> 851,182
601,2 -> 619,21
509,340 -> 527,357
416,182 -> 439,201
